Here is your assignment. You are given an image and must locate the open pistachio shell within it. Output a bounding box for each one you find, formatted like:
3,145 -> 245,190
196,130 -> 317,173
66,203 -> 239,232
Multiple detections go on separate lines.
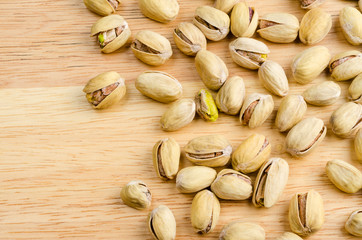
120,180 -> 152,209
173,22 -> 207,56
355,129 -> 362,162
195,89 -> 218,122
138,0 -> 179,23
152,137 -> 180,180
83,0 -> 120,16
345,210 -> 362,237
329,50 -> 362,81
339,7 -> 362,46
230,2 -> 258,37
349,73 -> 362,103
147,205 -> 176,240
330,102 -> 362,138
300,0 -> 324,9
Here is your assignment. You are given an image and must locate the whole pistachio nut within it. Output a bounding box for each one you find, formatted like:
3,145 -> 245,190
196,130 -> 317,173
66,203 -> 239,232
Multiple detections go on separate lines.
120,180 -> 152,209
258,61 -> 289,97
83,71 -> 126,109
193,6 -> 230,41
83,0 -> 120,16
148,205 -> 176,240
286,117 -> 327,157
291,46 -> 331,84
131,30 -> 172,66
326,159 -> 362,193
275,95 -> 307,132
219,222 -> 265,240
276,232 -> 303,240
152,137 -> 180,180
160,99 -> 196,132
345,210 -> 362,237
329,50 -> 362,81
257,13 -> 299,43
299,8 -> 332,45
184,135 -> 232,167
232,133 -> 271,174
340,7 -> 362,46
355,129 -> 362,162
302,81 -> 341,106
230,2 -> 258,38
176,166 -> 216,193
214,0 -> 239,13
239,93 -> 274,128
300,0 -> 324,9
138,0 -> 179,23
349,73 -> 362,103
229,37 -> 270,70
173,22 -> 207,56
195,50 -> 229,91
211,169 -> 252,200
136,71 -> 182,103
330,102 -> 362,138
195,89 -> 218,122
288,190 -> 324,236
215,76 -> 245,115
191,190 -> 220,234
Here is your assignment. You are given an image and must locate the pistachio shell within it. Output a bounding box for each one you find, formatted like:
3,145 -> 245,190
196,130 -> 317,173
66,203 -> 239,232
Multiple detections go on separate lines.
120,180 -> 152,209
219,222 -> 265,240
173,22 -> 207,56
215,76 -> 245,115
160,99 -> 196,132
258,60 -> 289,97
152,137 -> 180,180
355,129 -> 362,162
329,50 -> 362,81
214,0 -> 239,13
360,0 -> 362,12
276,232 -> 303,240
349,73 -> 362,103
275,95 -> 307,132
148,205 -> 176,240
230,2 -> 258,37
300,0 -> 324,9
340,7 -> 362,46
330,102 -> 362,138
302,81 -> 341,106
195,89 -> 218,122
138,0 -> 179,23
83,0 -> 119,16
345,210 -> 362,237
176,166 -> 216,193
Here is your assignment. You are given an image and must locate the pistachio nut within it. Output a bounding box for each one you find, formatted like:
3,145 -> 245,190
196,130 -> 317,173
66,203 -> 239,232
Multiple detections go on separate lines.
184,135 -> 232,167
340,7 -> 362,46
152,137 -> 180,180
131,30 -> 172,66
215,76 -> 245,115
232,133 -> 271,173
193,6 -> 230,41
136,71 -> 182,103
195,50 -> 229,91
300,0 -> 324,9
330,102 -> 362,138
291,46 -> 331,84
329,50 -> 362,81
302,81 -> 341,106
214,0 -> 239,13
83,0 -> 120,16
345,210 -> 362,237
160,99 -> 196,132
239,93 -> 274,128
285,117 -> 327,157
275,95 -> 307,132
355,129 -> 362,162
276,232 -> 303,240
258,61 -> 289,97
360,0 -> 362,12
173,22 -> 207,56
257,13 -> 299,43
349,73 -> 362,103
219,222 -> 265,240
148,205 -> 176,240
288,190 -> 324,236
229,37 -> 270,70
195,89 -> 218,122
138,0 -> 179,23
83,71 -> 126,109
176,166 -> 216,193
120,180 -> 151,209
191,190 -> 220,234
230,2 -> 258,38
210,169 -> 252,200
299,8 -> 332,45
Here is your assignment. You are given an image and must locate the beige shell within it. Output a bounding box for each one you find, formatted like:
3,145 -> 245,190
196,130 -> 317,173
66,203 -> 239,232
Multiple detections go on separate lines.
230,2 -> 259,37
329,50 -> 362,81
160,99 -> 196,132
83,0 -> 119,16
355,129 -> 362,162
275,95 -> 307,132
302,81 -> 341,106
360,0 -> 362,12
173,22 -> 207,56
214,0 -> 239,13
345,210 -> 362,237
300,0 -> 324,9
120,180 -> 152,209
138,0 -> 179,23
349,73 -> 362,103
258,61 -> 289,97
147,205 -> 176,240
219,222 -> 265,240
215,76 -> 245,115
330,102 -> 362,138
340,7 -> 362,46
176,166 -> 216,193
152,137 -> 180,180
276,232 -> 303,240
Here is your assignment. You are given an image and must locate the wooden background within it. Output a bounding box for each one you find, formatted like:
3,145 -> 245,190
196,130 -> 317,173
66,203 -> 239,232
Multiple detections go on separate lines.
0,0 -> 361,239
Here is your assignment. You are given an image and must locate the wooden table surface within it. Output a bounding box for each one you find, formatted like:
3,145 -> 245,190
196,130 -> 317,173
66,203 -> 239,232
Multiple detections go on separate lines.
1,0 -> 361,239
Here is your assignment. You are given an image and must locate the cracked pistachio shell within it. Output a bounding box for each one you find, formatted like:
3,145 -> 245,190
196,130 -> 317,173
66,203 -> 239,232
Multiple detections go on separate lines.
257,13 -> 299,43
152,137 -> 180,180
302,81 -> 341,106
191,190 -> 220,234
239,93 -> 274,128
299,8 -> 332,45
160,99 -> 195,132
139,0 -> 179,23
286,117 -> 327,157
215,76 -> 245,115
329,50 -> 362,81
275,95 -> 307,132
173,22 -> 207,56
288,190 -> 324,236
176,166 -> 216,193
195,50 -> 229,91
219,222 -> 265,240
291,46 -> 331,84
276,232 -> 303,240
195,89 -> 218,122
230,2 -> 258,37
211,169 -> 252,200
345,210 -> 362,237
232,133 -> 271,173
340,7 -> 362,46
184,135 -> 232,167
258,61 -> 289,97
349,73 -> 362,103
136,71 -> 182,103
330,102 -> 362,138
148,205 -> 176,240
229,37 -> 270,70
300,0 -> 324,9
326,159 -> 362,193
120,180 -> 151,209
193,6 -> 230,41
83,0 -> 120,16
355,129 -> 362,162
214,0 -> 239,13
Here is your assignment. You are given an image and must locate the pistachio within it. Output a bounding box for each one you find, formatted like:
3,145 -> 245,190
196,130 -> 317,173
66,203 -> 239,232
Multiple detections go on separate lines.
176,166 -> 216,193
288,190 -> 324,236
219,222 -> 265,240
355,129 -> 362,162
329,50 -> 362,81
340,7 -> 362,46
184,135 -> 232,167
195,89 -> 219,122
191,190 -> 220,234
211,169 -> 252,200
160,99 -> 196,132
345,210 -> 362,237
349,73 -> 362,103
138,0 -> 179,23
173,22 -> 207,56
300,0 -> 324,9
131,30 -> 172,66
275,95 -> 307,132
120,180 -> 152,210
276,232 -> 303,240
230,2 -> 258,37
83,71 -> 126,109
215,76 -> 245,115
286,117 -> 327,157
258,61 -> 289,97
232,133 -> 271,174
214,0 -> 239,13
83,0 -> 120,16
330,102 -> 362,138
360,0 -> 362,12
229,37 -> 270,70
136,71 -> 182,103
193,6 -> 230,41
299,8 -> 332,45
148,205 -> 176,240
152,137 -> 180,180
302,81 -> 341,106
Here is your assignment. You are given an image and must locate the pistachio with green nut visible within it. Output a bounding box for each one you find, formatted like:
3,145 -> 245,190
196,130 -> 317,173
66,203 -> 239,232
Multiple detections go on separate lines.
355,129 -> 362,162
160,99 -> 196,132
258,60 -> 289,97
345,210 -> 362,237
339,7 -> 362,46
152,137 -> 180,180
329,50 -> 362,81
138,0 -> 179,23
330,102 -> 362,138
219,222 -> 265,240
302,81 -> 341,106
230,2 -> 258,38
176,166 -> 216,193
173,22 -> 207,56
195,89 -> 218,122
299,0 -> 324,9
214,0 -> 239,13
275,95 -> 307,132
83,0 -> 120,16
120,180 -> 151,209
276,232 -> 303,240
349,73 -> 362,103
215,76 -> 245,115
148,205 -> 176,240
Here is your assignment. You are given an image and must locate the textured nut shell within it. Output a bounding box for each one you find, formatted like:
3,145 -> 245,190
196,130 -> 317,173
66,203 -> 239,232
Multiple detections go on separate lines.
339,7 -> 362,46
173,22 -> 207,56
355,129 -> 362,162
276,232 -> 303,240
275,95 -> 307,132
230,3 -> 258,37
302,81 -> 341,106
138,0 -> 179,23
345,210 -> 362,237
219,222 -> 265,240
152,137 -> 180,180
120,180 -> 151,209
349,73 -> 362,103
160,99 -> 196,131
330,102 -> 362,138
301,0 -> 324,9
83,0 -> 118,16
214,0 -> 239,13
215,76 -> 245,115
147,205 -> 176,240
258,61 -> 289,96
176,166 -> 216,193
329,51 -> 362,81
